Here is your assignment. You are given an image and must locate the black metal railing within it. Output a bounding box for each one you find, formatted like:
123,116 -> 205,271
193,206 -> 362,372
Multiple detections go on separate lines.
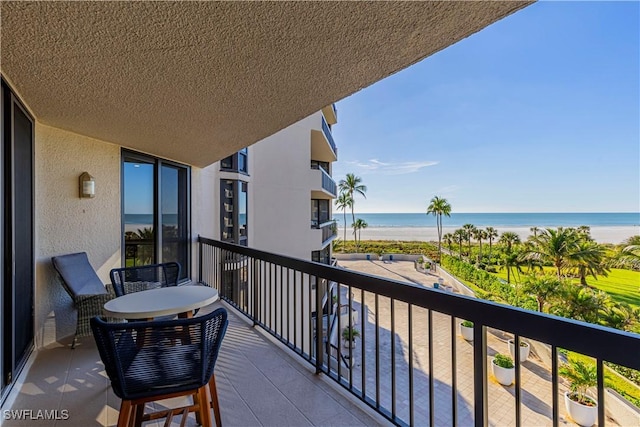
311,164 -> 337,196
198,237 -> 640,427
321,116 -> 338,156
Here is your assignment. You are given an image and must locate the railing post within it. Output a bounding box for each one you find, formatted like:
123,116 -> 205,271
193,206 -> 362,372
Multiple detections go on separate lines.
474,323 -> 488,427
252,258 -> 259,326
197,235 -> 203,284
315,275 -> 324,374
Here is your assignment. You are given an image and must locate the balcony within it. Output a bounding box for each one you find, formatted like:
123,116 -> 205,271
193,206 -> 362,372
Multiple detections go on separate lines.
311,164 -> 338,198
322,104 -> 338,125
310,117 -> 338,163
198,238 -> 640,427
311,220 -> 338,246
3,302 -> 380,427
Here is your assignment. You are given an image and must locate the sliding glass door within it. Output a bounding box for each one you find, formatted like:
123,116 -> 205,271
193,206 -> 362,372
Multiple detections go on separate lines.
122,150 -> 190,279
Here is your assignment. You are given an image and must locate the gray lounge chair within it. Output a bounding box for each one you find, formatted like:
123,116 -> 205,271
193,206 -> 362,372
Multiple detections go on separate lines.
52,252 -> 116,348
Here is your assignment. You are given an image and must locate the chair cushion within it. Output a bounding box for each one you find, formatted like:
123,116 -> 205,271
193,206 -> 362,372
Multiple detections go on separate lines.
52,252 -> 107,297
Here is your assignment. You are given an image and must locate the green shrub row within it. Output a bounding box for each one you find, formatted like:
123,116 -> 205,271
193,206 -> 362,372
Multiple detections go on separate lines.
441,255 -> 536,310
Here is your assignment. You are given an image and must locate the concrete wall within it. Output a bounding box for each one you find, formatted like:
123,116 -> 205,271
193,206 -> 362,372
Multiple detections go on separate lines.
35,124 -> 121,347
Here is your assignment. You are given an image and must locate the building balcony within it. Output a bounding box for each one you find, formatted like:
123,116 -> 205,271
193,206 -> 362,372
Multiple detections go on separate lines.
322,104 -> 338,125
311,219 -> 338,246
310,165 -> 337,199
3,302 -> 380,427
311,117 -> 338,163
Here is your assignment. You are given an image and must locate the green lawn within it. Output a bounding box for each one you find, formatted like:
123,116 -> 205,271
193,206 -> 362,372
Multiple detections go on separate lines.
493,267 -> 640,308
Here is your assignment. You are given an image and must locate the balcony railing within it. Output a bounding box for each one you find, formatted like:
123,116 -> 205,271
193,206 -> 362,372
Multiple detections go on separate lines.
321,116 -> 337,156
311,164 -> 337,197
198,237 -> 640,427
311,219 -> 337,244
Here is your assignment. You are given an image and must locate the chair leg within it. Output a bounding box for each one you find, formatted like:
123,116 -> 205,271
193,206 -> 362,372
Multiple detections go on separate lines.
197,385 -> 212,427
117,400 -> 133,427
133,404 -> 144,427
209,374 -> 222,427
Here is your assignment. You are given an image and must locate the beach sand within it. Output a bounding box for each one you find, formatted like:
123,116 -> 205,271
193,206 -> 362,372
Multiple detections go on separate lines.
349,225 -> 639,245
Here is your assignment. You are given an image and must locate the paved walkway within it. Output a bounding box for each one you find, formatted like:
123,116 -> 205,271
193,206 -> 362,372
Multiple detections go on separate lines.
337,260 -> 621,427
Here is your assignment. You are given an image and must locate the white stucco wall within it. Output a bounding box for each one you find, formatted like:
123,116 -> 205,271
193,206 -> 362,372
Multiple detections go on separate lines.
191,164 -> 219,263
35,124 -> 121,347
250,112 -> 333,260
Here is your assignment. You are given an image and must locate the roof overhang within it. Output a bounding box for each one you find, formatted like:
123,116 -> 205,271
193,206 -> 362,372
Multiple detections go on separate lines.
0,1 -> 532,167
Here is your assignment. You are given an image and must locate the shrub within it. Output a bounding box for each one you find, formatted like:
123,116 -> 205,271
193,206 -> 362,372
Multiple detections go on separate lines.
461,320 -> 473,328
342,326 -> 360,341
493,353 -> 514,369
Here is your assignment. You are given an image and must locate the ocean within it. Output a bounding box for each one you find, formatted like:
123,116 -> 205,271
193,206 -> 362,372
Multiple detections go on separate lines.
331,212 -> 640,228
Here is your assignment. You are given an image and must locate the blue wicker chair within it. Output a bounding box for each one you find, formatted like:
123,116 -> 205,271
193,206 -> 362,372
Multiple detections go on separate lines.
109,262 -> 181,297
91,307 -> 228,427
52,252 -> 116,349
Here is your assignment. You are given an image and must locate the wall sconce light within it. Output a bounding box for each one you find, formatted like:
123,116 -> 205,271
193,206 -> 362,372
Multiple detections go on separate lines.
79,172 -> 95,198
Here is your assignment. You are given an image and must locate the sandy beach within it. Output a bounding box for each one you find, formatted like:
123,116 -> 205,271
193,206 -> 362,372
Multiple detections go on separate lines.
351,225 -> 639,245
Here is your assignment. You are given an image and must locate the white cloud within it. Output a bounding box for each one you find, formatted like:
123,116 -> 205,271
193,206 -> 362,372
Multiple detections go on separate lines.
345,159 -> 438,175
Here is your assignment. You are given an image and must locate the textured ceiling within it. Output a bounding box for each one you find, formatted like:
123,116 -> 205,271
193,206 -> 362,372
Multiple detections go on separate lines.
1,1 -> 531,167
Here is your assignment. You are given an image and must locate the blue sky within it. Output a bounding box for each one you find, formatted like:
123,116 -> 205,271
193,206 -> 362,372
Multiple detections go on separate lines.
332,1 -> 639,214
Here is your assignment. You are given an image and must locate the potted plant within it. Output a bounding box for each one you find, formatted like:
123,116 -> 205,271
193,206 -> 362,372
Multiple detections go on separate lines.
416,257 -> 424,271
560,359 -> 598,427
460,320 -> 474,341
491,353 -> 515,386
342,326 -> 360,349
508,338 -> 530,362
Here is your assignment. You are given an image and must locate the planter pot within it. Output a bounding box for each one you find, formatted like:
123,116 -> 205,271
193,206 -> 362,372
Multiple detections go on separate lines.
460,323 -> 474,341
491,359 -> 515,386
343,339 -> 356,349
564,392 -> 597,427
508,339 -> 530,363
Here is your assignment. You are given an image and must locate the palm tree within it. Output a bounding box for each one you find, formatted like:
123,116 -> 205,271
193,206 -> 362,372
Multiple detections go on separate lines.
567,239 -> 609,286
529,226 -> 540,239
426,196 -> 452,261
524,227 -> 580,279
453,229 -> 465,260
472,228 -> 487,264
352,218 -> 368,250
443,233 -> 454,253
485,226 -> 499,264
614,244 -> 640,270
335,192 -> 353,252
500,248 -> 524,284
520,275 -> 563,312
338,174 -> 367,245
499,231 -> 521,253
462,224 -> 476,257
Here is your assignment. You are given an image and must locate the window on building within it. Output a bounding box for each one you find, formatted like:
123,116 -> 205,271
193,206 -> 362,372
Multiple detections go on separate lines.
311,199 -> 330,227
310,160 -> 330,174
221,180 -> 248,246
312,247 -> 331,265
220,149 -> 248,174
122,150 -> 190,279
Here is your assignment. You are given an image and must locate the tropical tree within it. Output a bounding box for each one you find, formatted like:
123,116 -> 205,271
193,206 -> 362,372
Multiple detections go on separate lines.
551,285 -> 608,324
443,233 -> 454,253
499,231 -> 521,253
426,196 -> 452,261
453,229 -> 465,260
462,224 -> 476,257
338,173 -> 367,245
472,228 -> 487,264
530,226 -> 539,239
524,227 -> 580,279
485,226 -> 499,263
599,301 -> 639,331
500,248 -> 524,284
567,239 -> 609,285
335,192 -> 353,252
613,244 -> 640,271
352,218 -> 368,250
520,274 -> 563,312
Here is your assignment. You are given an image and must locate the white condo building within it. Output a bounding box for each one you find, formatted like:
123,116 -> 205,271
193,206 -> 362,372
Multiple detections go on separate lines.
215,105 -> 339,263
